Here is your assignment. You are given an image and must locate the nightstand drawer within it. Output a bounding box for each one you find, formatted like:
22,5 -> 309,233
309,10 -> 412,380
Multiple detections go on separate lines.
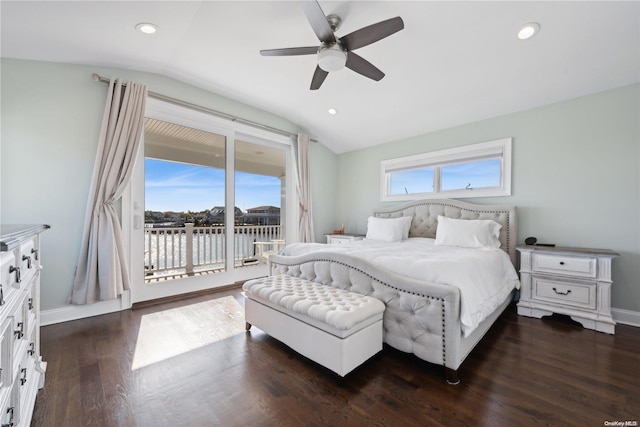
329,237 -> 352,244
531,253 -> 597,278
532,277 -> 596,310
325,234 -> 364,245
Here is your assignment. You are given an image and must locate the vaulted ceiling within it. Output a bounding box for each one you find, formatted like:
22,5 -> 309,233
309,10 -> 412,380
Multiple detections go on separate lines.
2,1 -> 638,153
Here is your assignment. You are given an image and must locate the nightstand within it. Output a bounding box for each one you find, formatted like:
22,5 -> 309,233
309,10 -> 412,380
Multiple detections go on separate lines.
516,245 -> 619,334
325,234 -> 364,245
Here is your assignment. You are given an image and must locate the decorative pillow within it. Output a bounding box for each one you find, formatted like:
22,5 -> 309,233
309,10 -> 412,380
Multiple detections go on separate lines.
434,216 -> 502,249
366,216 -> 413,242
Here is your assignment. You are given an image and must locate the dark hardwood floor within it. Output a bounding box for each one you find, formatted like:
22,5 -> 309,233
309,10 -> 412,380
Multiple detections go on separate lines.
32,288 -> 639,427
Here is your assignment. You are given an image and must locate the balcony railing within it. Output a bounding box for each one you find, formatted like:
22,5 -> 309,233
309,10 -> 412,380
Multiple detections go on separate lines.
144,223 -> 282,280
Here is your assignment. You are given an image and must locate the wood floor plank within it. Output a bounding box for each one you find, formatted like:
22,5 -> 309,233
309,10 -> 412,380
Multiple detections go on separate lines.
31,289 -> 640,427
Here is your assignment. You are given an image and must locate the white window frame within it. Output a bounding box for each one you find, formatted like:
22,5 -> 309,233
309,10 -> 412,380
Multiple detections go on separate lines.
380,138 -> 512,201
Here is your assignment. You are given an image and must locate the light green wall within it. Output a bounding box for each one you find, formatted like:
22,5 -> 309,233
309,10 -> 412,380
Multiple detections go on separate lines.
310,141 -> 339,242
1,58 -> 334,310
335,84 -> 640,312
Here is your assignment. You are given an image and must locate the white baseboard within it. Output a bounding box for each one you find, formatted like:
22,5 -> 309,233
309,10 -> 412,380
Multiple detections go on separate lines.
611,307 -> 640,328
41,291 -> 131,326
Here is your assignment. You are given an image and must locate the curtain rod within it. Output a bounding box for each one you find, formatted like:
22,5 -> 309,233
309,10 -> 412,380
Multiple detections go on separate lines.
91,73 -> 316,142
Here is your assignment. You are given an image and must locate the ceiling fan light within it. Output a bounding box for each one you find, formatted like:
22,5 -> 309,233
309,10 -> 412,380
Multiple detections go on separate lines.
318,47 -> 347,72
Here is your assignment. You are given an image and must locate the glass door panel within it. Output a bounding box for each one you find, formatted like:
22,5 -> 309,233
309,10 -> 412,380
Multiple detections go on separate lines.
234,139 -> 286,266
143,118 -> 227,281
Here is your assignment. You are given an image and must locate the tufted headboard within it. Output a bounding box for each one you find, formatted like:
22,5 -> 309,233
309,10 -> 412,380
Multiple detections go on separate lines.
373,199 -> 517,266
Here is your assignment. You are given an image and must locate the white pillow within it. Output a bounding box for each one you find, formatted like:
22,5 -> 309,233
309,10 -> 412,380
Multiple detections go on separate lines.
366,216 -> 413,242
434,216 -> 502,249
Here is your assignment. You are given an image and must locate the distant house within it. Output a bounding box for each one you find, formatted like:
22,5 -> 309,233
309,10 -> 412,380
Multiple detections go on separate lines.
244,206 -> 280,225
207,206 -> 244,224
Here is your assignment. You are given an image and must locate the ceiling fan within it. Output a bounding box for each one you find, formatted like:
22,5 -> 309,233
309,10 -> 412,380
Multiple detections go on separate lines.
260,1 -> 404,90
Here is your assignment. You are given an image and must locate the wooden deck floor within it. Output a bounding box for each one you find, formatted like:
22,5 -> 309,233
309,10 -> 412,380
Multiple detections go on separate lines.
31,288 -> 639,426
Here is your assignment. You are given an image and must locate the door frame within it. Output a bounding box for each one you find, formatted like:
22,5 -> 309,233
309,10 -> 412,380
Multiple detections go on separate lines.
122,98 -> 298,304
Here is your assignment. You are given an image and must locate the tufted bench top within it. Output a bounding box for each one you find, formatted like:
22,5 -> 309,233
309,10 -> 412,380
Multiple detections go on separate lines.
243,274 -> 385,337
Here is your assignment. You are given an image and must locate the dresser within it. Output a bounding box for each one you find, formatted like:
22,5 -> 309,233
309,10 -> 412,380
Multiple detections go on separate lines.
0,225 -> 49,427
516,245 -> 618,334
325,234 -> 365,245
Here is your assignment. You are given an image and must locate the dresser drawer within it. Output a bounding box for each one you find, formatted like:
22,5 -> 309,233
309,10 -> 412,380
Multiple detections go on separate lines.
531,253 -> 597,278
532,276 -> 596,310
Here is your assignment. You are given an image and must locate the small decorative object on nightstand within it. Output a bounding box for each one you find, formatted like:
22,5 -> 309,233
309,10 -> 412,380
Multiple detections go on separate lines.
517,245 -> 619,334
325,234 -> 364,245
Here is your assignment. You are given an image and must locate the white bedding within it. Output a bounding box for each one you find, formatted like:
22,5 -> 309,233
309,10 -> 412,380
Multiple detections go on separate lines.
280,238 -> 520,336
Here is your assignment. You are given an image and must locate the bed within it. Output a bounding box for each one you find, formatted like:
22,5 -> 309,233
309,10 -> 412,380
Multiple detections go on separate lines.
268,198 -> 519,383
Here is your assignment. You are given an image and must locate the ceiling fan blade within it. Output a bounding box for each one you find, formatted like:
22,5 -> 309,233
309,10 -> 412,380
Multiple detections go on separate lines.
345,52 -> 385,81
340,17 -> 404,51
260,47 -> 318,56
310,66 -> 329,90
301,0 -> 336,44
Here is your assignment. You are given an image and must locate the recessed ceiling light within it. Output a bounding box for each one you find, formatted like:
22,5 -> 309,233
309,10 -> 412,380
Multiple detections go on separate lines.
136,23 -> 158,35
328,108 -> 337,115
517,22 -> 540,40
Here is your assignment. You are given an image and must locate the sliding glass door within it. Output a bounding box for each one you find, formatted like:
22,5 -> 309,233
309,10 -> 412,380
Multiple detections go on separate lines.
125,98 -> 296,304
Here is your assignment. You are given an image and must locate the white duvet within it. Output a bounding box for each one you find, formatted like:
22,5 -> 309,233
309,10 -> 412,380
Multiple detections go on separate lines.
280,238 -> 520,336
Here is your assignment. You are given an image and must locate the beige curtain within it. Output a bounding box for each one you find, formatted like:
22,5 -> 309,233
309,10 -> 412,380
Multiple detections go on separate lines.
297,134 -> 315,243
71,78 -> 147,304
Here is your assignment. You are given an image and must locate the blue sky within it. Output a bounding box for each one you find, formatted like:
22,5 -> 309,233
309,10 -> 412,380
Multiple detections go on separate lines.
390,159 -> 501,195
145,158 -> 281,212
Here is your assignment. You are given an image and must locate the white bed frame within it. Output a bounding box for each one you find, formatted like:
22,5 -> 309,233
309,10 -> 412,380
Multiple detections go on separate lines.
269,199 -> 517,383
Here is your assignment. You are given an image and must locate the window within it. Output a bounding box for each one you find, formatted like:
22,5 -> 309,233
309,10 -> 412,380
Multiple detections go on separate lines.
381,138 -> 512,201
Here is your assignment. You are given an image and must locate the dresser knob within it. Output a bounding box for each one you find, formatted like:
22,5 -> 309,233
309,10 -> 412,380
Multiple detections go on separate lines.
20,368 -> 27,385
2,406 -> 14,427
559,261 -> 565,265
8,265 -> 20,283
14,322 -> 23,339
22,255 -> 32,269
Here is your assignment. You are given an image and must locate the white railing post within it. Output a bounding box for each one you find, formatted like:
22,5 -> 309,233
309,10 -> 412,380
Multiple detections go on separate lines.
185,223 -> 194,276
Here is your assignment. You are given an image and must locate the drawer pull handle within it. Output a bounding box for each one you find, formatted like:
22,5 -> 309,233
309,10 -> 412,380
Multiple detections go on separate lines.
20,368 -> 27,385
2,406 -> 14,427
0,285 -> 4,306
22,254 -> 32,269
14,322 -> 23,339
28,342 -> 35,356
552,287 -> 572,296
31,248 -> 39,260
8,265 -> 20,283
28,297 -> 34,310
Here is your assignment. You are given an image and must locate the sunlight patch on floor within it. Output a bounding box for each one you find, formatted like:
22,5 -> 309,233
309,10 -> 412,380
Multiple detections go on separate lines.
132,295 -> 245,370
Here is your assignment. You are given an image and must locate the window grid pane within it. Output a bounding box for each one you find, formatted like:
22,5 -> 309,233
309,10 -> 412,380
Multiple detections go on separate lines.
389,168 -> 434,195
440,158 -> 502,191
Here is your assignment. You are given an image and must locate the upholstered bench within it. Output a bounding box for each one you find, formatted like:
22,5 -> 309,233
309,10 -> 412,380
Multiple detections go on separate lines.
243,274 -> 385,377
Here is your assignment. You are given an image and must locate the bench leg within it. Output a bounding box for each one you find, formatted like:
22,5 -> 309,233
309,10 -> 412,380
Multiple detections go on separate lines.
445,368 -> 460,385
245,322 -> 252,331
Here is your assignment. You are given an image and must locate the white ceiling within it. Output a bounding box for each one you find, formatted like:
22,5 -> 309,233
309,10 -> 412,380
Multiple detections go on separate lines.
2,1 -> 639,154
